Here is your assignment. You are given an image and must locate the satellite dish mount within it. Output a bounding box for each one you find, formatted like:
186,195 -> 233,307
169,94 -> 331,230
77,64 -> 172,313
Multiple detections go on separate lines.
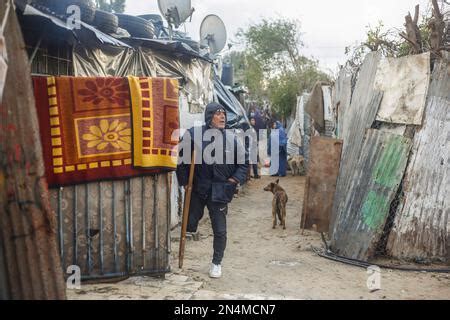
200,14 -> 227,56
158,0 -> 195,40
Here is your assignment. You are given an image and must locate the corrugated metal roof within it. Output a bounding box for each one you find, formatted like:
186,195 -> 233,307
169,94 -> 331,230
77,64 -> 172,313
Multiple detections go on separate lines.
330,52 -> 383,235
387,56 -> 450,262
330,129 -> 412,260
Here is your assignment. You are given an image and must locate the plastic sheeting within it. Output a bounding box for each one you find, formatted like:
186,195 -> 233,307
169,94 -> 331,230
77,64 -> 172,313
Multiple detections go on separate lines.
213,75 -> 250,129
287,95 -> 307,156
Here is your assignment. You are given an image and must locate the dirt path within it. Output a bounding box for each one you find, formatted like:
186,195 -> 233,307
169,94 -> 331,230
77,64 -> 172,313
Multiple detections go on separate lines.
172,176 -> 450,300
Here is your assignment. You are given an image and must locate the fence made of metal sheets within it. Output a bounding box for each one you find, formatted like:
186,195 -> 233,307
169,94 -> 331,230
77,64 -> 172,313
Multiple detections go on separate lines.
330,52 -> 383,236
52,174 -> 172,280
387,56 -> 450,263
330,129 -> 412,261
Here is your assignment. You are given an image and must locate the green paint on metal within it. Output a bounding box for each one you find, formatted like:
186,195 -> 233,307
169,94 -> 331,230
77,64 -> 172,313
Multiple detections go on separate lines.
372,136 -> 407,188
363,135 -> 410,230
362,191 -> 390,230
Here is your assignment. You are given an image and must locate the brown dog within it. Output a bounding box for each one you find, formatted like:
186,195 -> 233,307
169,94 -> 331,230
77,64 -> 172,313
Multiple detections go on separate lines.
264,179 -> 288,229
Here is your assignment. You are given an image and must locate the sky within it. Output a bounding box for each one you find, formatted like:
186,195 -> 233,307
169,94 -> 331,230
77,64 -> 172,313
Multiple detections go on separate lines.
124,0 -> 434,73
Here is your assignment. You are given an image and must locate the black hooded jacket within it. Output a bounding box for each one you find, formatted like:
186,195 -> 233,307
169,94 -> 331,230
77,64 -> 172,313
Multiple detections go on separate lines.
176,102 -> 249,203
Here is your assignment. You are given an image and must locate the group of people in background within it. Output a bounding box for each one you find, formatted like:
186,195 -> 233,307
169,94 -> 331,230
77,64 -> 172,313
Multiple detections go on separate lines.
247,104 -> 288,179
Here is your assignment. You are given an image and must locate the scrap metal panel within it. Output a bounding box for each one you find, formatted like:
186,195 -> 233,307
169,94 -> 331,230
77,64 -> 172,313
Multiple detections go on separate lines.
387,57 -> 450,262
332,68 -> 353,139
374,53 -> 430,125
330,52 -> 383,236
330,129 -> 412,261
302,137 -> 343,233
50,174 -> 171,280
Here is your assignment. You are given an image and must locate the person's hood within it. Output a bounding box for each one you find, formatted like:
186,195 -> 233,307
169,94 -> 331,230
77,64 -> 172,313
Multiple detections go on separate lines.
205,102 -> 227,127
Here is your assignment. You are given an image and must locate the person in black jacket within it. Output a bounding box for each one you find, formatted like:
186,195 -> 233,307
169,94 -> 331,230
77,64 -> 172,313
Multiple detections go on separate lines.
176,102 -> 249,279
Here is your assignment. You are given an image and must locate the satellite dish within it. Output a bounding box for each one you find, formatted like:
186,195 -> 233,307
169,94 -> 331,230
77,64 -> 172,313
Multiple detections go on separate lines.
200,14 -> 227,55
158,0 -> 194,29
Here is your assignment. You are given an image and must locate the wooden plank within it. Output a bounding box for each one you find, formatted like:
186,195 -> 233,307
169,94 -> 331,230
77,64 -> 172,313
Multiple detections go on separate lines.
303,137 -> 343,233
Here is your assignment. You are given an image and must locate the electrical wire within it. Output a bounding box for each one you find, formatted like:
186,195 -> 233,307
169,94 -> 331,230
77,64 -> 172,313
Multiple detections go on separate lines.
312,246 -> 450,274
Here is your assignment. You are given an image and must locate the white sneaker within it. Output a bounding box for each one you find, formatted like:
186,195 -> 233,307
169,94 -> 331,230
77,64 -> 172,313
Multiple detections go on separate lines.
209,263 -> 222,278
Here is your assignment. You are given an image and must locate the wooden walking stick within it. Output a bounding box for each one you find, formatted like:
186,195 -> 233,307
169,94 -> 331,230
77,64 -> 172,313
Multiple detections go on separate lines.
179,150 -> 196,269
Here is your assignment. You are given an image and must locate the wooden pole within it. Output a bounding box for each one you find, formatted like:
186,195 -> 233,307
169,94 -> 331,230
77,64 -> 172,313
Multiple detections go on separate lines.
178,150 -> 196,269
301,176 -> 310,235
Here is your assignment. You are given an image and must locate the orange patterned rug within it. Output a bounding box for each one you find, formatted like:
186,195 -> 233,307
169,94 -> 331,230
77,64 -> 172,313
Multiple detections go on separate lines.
33,76 -> 179,187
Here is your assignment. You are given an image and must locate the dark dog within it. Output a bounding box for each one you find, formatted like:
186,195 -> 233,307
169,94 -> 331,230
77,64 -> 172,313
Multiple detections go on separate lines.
263,179 -> 288,229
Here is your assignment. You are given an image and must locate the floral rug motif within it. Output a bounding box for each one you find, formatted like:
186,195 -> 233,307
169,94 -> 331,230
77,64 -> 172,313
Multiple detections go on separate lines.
33,76 -> 179,187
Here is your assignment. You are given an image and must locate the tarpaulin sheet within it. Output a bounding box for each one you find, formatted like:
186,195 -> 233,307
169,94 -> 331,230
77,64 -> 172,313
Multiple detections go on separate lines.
213,75 -> 250,129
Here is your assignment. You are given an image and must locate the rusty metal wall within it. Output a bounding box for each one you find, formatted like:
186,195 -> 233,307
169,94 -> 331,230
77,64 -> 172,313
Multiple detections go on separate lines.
330,129 -> 412,261
302,137 -> 343,233
0,0 -> 66,299
387,56 -> 450,263
330,52 -> 383,236
51,174 -> 171,280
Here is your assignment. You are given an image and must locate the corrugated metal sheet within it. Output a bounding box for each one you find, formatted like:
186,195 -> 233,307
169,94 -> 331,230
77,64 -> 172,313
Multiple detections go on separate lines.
0,2 -> 66,299
374,53 -> 430,125
330,129 -> 412,260
52,174 -> 171,280
330,52 -> 383,235
302,137 -> 343,233
387,56 -> 450,263
332,68 -> 353,139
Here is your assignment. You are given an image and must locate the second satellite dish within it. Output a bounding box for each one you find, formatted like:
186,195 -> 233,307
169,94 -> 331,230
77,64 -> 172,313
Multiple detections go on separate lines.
200,14 -> 227,55
158,0 -> 194,28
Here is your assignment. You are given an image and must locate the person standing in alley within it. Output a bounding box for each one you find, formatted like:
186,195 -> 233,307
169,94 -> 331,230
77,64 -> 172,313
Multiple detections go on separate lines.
268,120 -> 288,177
176,102 -> 249,279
